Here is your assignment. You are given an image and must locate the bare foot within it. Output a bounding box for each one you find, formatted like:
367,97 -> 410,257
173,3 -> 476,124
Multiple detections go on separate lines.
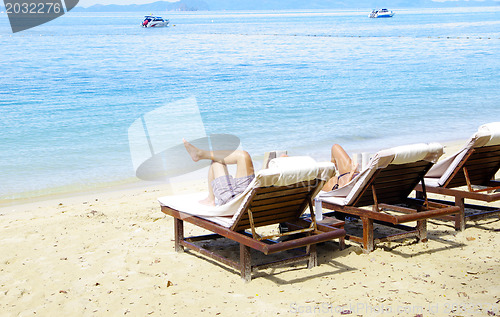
199,196 -> 215,206
183,138 -> 202,162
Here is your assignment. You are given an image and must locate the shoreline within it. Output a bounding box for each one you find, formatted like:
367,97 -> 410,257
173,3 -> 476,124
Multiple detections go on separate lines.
0,177 -> 207,214
1,138 -> 469,211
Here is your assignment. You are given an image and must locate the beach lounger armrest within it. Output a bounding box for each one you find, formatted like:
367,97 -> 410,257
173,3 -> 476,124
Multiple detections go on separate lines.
321,202 -> 399,224
419,185 -> 500,202
322,200 -> 459,225
162,205 -> 345,255
263,228 -> 346,254
392,205 -> 460,224
286,218 -> 344,233
162,206 -> 269,251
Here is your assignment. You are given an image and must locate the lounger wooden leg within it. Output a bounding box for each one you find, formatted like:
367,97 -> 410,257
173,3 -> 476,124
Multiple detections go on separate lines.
417,219 -> 428,242
415,190 -> 424,200
307,244 -> 317,269
362,217 -> 374,252
240,244 -> 251,282
455,196 -> 466,232
174,218 -> 184,253
339,236 -> 346,250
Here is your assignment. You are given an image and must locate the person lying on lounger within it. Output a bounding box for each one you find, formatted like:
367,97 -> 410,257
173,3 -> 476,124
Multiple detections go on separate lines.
183,139 -> 255,206
183,139 -> 356,205
321,144 -> 359,191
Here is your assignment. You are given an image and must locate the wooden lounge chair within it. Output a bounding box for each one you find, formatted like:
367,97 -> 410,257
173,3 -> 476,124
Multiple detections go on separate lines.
158,156 -> 346,281
414,122 -> 500,231
318,143 -> 460,252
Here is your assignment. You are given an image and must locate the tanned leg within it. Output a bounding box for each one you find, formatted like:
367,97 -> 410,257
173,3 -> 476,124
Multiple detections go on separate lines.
322,144 -> 359,191
183,139 -> 255,205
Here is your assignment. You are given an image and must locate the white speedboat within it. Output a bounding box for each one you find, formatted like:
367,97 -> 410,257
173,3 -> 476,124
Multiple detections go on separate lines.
142,16 -> 169,28
369,9 -> 395,18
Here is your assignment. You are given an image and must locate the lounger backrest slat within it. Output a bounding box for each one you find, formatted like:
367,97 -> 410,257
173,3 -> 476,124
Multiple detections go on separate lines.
233,208 -> 306,229
230,180 -> 319,231
249,197 -> 308,211
445,144 -> 500,188
353,160 -> 433,207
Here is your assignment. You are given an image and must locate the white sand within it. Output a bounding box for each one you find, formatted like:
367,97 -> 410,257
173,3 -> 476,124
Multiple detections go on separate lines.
1,141 -> 499,316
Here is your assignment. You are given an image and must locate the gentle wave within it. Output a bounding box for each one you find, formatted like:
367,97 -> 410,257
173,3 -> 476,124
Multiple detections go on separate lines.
1,9 -> 499,201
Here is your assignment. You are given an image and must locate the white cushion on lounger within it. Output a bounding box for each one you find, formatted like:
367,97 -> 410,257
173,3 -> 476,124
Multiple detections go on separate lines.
481,122 -> 500,147
158,157 -> 334,227
422,177 -> 440,187
267,156 -> 319,186
320,143 -> 444,206
425,122 -> 500,187
317,191 -> 346,206
380,142 -> 443,165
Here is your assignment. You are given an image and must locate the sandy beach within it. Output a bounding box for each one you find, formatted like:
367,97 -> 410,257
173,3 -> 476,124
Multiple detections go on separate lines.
1,141 -> 499,317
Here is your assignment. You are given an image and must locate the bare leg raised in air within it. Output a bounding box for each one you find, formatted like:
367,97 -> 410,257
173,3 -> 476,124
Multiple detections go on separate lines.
183,138 -> 255,206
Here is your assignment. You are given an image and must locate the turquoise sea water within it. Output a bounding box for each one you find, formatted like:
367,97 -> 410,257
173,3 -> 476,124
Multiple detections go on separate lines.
1,7 -> 500,201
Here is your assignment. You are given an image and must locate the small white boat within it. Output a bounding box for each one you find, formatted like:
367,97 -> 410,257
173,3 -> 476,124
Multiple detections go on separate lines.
142,16 -> 169,28
369,9 -> 395,18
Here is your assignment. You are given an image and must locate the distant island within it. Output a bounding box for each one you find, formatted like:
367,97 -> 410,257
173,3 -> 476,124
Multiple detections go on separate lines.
1,0 -> 499,12
73,0 -> 208,12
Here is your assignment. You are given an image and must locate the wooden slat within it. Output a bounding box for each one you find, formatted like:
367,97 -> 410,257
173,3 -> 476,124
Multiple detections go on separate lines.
472,146 -> 500,156
234,216 -> 302,231
363,178 -> 422,191
234,207 -> 304,231
462,159 -> 500,172
228,180 -> 320,231
466,155 -> 500,165
237,214 -> 299,228
368,174 -> 423,185
253,182 -> 317,194
249,198 -> 305,212
242,206 -> 300,221
371,164 -> 429,179
250,193 -> 309,207
446,145 -> 500,188
238,208 -> 300,224
252,186 -> 311,201
353,161 -> 432,207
